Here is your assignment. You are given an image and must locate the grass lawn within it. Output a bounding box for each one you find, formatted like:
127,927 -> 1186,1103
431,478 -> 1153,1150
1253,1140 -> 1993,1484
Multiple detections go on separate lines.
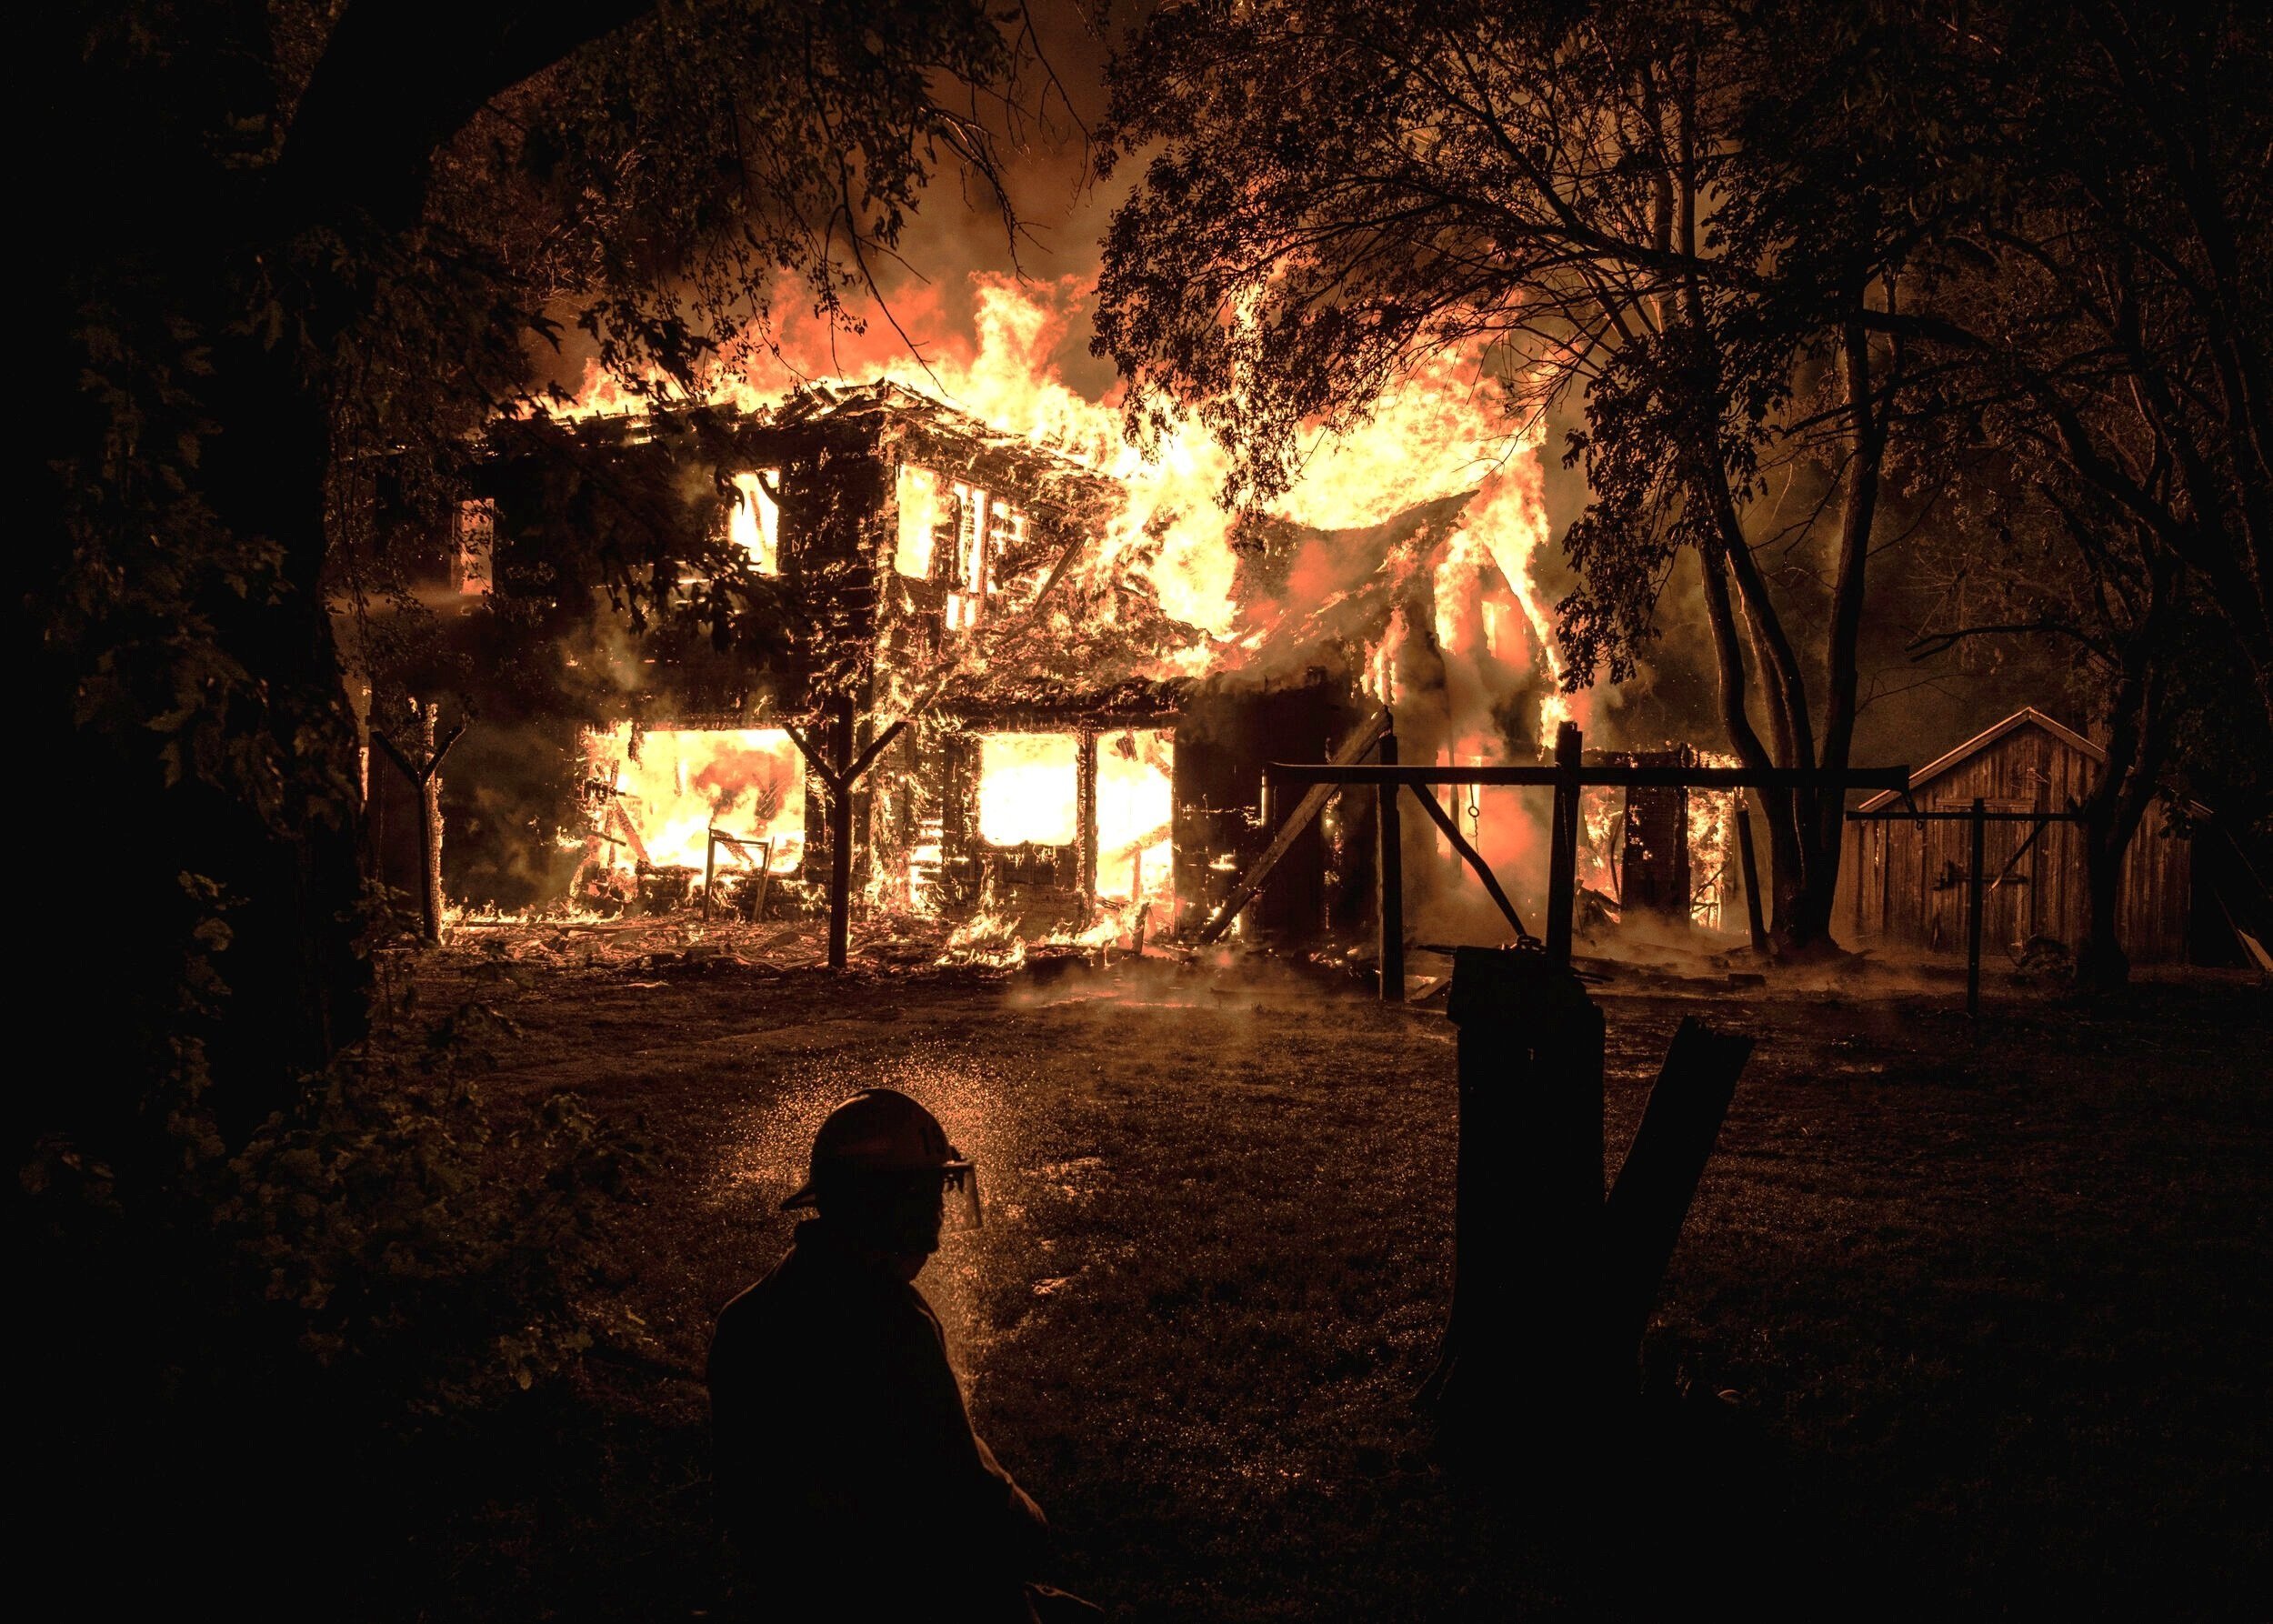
408,930 -> 2270,1619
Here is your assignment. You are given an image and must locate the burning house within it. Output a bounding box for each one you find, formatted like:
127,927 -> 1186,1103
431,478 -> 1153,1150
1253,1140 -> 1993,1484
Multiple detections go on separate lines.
364,358 -> 1758,962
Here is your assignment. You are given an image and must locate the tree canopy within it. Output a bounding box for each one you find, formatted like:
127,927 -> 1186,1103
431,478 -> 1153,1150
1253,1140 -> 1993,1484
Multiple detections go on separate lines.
1092,0 -> 2272,970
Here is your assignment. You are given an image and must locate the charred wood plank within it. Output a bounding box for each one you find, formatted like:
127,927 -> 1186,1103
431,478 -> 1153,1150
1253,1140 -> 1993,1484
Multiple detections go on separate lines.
1600,1016 -> 1754,1370
373,708 -> 464,946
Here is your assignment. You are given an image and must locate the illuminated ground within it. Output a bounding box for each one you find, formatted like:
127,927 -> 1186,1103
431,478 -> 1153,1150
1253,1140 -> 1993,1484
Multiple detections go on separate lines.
412,928 -> 2270,1619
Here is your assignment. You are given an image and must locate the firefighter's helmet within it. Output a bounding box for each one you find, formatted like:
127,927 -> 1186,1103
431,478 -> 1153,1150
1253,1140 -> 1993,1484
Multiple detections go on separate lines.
780,1088 -> 980,1232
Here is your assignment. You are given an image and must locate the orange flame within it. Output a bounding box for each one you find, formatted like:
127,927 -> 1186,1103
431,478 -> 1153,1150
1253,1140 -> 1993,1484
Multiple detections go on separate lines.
549,276 -> 1568,695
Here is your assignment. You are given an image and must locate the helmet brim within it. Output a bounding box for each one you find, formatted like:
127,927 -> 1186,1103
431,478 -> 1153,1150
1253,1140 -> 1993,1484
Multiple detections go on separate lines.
778,1158 -> 976,1214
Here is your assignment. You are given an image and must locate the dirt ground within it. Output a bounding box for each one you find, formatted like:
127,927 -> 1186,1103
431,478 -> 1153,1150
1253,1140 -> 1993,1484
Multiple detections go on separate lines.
408,923 -> 2270,1620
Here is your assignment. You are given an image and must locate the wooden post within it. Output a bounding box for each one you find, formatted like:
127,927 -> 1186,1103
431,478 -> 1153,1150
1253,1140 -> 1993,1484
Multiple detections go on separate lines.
702,827 -> 719,923
373,704 -> 463,948
1077,727 -> 1100,922
417,704 -> 445,947
828,697 -> 855,971
1967,796 -> 1987,1018
1423,945 -> 1606,1441
1377,723 -> 1405,1001
1131,850 -> 1148,955
783,709 -> 910,967
1545,721 -> 1583,966
746,839 -> 774,923
1736,798 -> 1767,951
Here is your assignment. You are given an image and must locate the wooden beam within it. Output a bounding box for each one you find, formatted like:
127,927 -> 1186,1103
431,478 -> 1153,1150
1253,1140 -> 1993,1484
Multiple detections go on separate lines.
1545,722 -> 1582,967
1191,708 -> 1391,947
1378,726 -> 1405,1000
371,719 -> 465,789
780,720 -> 839,792
1273,762 -> 1913,792
373,708 -> 466,946
784,713 -> 906,792
1600,1016 -> 1754,1366
1848,807 -> 2081,822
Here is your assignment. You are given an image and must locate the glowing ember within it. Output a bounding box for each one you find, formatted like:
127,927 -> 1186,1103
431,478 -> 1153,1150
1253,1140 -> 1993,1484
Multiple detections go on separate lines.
1578,788 -> 1626,904
941,906 -> 1027,968
1687,763 -> 1741,931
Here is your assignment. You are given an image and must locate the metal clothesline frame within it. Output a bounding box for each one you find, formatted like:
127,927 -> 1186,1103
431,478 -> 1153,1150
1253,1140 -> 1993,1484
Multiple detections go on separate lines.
1847,797 -> 2086,1016
1266,718 -> 1913,997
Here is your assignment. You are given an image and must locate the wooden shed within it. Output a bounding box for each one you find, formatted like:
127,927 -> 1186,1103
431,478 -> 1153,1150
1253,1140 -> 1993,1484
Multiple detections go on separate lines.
1836,707 -> 2196,964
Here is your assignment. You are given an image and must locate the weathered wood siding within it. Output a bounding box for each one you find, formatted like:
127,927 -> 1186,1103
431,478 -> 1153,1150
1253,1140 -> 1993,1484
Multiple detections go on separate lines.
1836,719 -> 2193,962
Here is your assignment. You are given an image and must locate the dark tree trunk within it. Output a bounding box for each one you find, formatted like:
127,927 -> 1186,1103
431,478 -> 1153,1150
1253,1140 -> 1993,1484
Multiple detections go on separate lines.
2078,553 -> 2179,992
1701,303 -> 1885,959
41,0 -> 671,1150
2077,805 -> 2133,990
188,339 -> 373,1138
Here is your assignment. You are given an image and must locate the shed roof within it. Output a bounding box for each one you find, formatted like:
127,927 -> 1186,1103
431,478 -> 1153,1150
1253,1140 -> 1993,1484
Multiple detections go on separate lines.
1855,707 -> 2100,813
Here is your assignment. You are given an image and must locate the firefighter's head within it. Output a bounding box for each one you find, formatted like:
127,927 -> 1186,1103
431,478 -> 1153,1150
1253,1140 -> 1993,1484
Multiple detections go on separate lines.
780,1088 -> 979,1266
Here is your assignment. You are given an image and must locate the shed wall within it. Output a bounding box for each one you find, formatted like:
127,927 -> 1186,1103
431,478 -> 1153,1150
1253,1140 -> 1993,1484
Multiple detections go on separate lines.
1835,722 -> 2192,963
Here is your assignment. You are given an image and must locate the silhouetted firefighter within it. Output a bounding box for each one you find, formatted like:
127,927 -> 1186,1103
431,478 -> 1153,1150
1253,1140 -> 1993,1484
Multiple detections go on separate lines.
708,1089 -> 1100,1620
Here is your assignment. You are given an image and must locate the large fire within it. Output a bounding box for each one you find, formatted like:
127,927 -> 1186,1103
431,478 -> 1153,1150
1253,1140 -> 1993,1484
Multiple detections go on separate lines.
576,725 -> 806,887
977,734 -> 1081,847
1094,729 -> 1174,910
549,275 -> 1574,732
545,273 -> 1620,947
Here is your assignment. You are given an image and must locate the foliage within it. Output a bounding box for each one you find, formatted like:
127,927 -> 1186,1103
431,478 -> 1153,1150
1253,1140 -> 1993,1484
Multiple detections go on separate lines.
33,10 -> 1069,1576
35,0 -> 1059,1158
16,966 -> 656,1616
1882,1 -> 2273,726
212,997 -> 646,1415
20,983 -> 647,1431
